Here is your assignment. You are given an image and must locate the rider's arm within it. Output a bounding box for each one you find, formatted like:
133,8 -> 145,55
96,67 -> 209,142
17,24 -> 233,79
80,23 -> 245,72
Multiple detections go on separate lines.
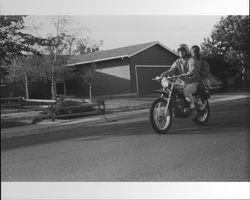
182,58 -> 200,78
161,60 -> 179,77
178,59 -> 200,84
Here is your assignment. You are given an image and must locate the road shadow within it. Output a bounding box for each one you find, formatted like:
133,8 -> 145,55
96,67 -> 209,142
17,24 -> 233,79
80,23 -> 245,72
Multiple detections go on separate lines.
1,119 -> 31,129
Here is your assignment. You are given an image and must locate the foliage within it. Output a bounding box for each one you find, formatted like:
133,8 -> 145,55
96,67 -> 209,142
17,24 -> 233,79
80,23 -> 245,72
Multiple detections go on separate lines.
27,16 -> 104,56
43,34 -> 103,56
4,54 -> 73,82
0,15 -> 48,83
201,15 -> 250,72
78,63 -> 98,101
74,37 -> 103,55
1,15 -> 103,98
79,63 -> 98,86
39,16 -> 102,82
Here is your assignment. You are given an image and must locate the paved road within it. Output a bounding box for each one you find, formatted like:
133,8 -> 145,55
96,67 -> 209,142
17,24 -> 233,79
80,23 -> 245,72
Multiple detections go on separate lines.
1,98 -> 249,181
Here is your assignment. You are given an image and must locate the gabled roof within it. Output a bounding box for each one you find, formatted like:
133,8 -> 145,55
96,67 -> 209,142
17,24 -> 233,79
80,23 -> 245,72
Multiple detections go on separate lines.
65,41 -> 178,67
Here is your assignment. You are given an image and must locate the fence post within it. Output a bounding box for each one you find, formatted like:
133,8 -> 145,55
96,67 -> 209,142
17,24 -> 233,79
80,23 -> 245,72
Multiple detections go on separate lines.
102,100 -> 105,114
50,102 -> 55,122
19,96 -> 23,108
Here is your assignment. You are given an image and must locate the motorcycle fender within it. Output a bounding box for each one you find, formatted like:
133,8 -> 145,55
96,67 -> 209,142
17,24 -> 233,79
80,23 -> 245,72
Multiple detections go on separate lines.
205,90 -> 210,98
201,90 -> 210,99
154,90 -> 169,97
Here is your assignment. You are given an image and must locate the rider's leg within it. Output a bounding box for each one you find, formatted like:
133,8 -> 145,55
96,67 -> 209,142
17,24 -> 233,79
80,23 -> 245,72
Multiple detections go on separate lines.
183,82 -> 198,109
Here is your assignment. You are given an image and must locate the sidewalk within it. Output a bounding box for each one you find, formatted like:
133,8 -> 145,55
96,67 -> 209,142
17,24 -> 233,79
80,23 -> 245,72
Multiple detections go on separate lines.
2,91 -> 249,124
1,91 -> 249,149
1,97 -> 152,129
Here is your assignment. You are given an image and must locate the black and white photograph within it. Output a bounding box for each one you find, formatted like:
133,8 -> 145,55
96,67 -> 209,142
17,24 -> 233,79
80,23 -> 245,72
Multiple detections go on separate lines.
1,0 -> 249,199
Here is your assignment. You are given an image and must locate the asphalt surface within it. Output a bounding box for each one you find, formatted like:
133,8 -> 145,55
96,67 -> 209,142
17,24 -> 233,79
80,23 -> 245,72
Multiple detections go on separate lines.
1,98 -> 249,181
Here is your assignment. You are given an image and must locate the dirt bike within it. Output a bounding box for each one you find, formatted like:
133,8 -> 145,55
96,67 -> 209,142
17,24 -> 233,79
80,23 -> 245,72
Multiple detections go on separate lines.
149,75 -> 210,134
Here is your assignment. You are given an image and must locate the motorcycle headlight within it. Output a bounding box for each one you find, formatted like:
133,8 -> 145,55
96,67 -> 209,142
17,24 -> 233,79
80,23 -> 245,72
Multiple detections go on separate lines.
161,77 -> 169,88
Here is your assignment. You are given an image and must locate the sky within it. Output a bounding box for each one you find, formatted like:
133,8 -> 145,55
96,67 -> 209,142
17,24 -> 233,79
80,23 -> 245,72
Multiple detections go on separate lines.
23,15 -> 224,52
72,15 -> 223,51
1,0 -> 248,52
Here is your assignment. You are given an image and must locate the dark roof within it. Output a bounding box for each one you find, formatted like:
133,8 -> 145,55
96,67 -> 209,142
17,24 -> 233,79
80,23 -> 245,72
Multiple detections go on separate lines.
66,41 -> 177,66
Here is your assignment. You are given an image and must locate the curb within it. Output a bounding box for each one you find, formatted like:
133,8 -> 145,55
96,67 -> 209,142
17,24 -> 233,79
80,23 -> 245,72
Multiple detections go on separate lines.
2,109 -> 148,138
1,94 -> 249,149
1,109 -> 148,149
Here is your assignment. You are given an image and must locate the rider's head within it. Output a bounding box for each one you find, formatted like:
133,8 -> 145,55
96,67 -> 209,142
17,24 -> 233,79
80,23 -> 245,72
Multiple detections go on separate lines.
177,44 -> 189,58
190,45 -> 201,59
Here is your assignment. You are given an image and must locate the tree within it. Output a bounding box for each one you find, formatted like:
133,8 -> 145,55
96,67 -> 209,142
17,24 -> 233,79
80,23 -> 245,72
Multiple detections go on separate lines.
79,63 -> 97,102
31,16 -> 73,99
2,15 -> 104,98
41,54 -> 74,96
201,15 -> 250,89
4,55 -> 46,98
42,16 -> 103,99
3,58 -> 24,97
74,37 -> 103,55
201,15 -> 250,69
3,53 -> 72,98
41,16 -> 103,99
0,15 -> 48,83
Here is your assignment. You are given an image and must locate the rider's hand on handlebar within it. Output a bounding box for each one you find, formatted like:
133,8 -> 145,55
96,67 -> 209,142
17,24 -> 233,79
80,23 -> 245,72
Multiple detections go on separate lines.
154,76 -> 162,81
170,75 -> 180,79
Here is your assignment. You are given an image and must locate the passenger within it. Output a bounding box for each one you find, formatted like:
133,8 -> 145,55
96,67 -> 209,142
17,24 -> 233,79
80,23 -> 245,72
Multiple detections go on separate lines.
183,45 -> 202,111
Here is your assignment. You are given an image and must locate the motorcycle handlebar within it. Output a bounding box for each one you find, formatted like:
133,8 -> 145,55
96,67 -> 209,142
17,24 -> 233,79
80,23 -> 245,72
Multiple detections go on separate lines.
171,75 -> 181,79
152,75 -> 181,81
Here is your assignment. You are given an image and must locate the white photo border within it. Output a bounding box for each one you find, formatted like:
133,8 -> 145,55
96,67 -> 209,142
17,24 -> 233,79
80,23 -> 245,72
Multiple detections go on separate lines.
1,0 -> 249,199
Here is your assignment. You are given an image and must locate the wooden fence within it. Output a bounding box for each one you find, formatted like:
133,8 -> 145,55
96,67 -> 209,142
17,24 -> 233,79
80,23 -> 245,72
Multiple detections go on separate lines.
1,97 -> 105,121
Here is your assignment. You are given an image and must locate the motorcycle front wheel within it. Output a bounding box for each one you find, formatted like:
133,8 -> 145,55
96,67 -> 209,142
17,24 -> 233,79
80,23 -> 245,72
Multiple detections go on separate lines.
150,98 -> 173,134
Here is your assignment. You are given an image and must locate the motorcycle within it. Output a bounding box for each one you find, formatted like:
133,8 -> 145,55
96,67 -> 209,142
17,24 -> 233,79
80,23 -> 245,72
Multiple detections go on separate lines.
149,75 -> 210,134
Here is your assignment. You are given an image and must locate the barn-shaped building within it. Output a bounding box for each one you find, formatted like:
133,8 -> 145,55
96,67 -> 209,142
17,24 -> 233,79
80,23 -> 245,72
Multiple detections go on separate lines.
64,41 -> 178,97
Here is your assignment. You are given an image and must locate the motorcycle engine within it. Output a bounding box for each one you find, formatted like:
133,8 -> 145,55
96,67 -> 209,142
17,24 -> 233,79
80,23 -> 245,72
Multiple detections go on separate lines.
174,97 -> 190,118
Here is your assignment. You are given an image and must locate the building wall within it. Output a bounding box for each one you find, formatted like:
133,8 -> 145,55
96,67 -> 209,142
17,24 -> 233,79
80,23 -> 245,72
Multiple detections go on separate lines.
66,77 -> 86,97
129,44 -> 178,93
66,58 -> 131,97
135,65 -> 171,95
66,44 -> 178,97
94,64 -> 131,96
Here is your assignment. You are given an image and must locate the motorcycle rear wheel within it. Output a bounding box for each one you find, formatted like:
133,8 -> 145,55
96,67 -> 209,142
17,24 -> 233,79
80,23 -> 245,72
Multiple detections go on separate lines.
193,99 -> 210,125
150,98 -> 173,134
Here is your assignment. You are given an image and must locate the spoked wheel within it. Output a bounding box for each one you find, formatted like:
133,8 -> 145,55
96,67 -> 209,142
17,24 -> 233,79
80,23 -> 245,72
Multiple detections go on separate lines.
193,99 -> 210,125
150,98 -> 172,134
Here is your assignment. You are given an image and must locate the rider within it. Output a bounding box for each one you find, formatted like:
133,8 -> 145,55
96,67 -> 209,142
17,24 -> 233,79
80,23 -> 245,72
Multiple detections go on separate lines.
161,43 -> 190,78
160,44 -> 201,114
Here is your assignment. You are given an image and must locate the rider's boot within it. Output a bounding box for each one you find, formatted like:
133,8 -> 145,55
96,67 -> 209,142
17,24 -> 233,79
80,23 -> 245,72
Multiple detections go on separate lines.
189,103 -> 197,118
